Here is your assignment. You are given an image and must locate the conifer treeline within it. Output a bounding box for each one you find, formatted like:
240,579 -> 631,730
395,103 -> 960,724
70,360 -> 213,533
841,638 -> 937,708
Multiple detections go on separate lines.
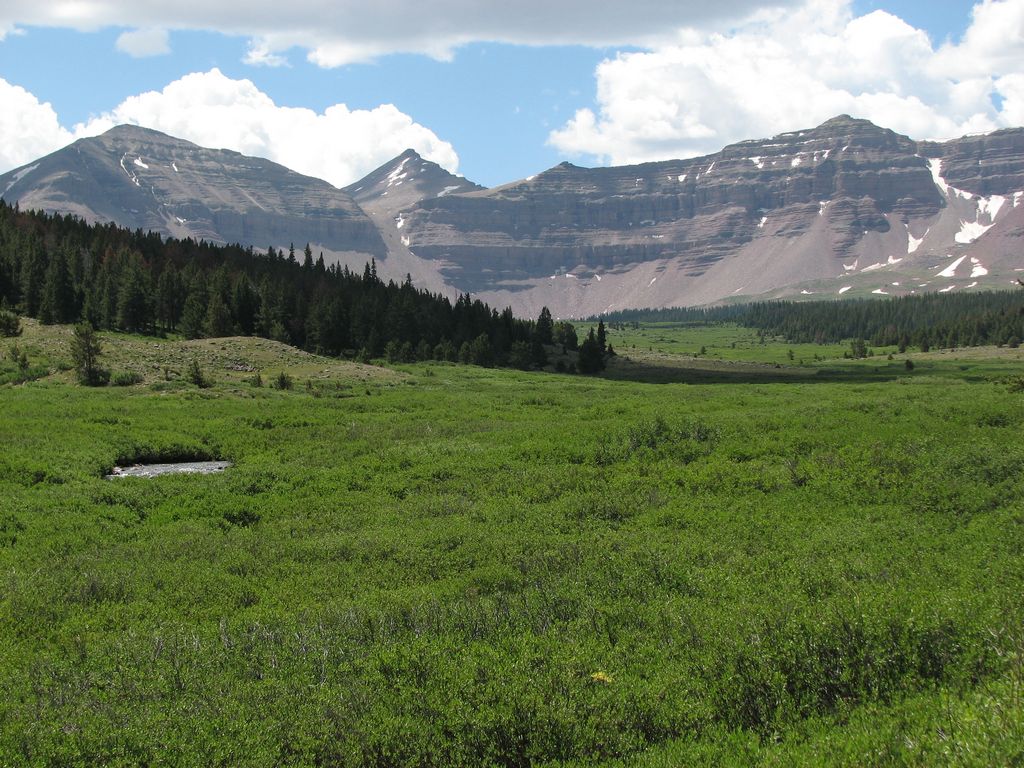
0,202 -> 554,363
598,290 -> 1024,349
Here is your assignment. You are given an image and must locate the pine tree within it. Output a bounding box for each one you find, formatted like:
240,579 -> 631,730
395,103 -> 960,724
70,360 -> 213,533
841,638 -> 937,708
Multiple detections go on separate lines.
204,292 -> 233,337
39,250 -> 75,324
116,254 -> 151,332
577,328 -> 605,374
156,263 -> 185,332
19,244 -> 44,317
179,277 -> 209,339
553,321 -> 578,352
71,322 -> 105,385
231,275 -> 258,336
535,306 -> 554,344
469,333 -> 494,367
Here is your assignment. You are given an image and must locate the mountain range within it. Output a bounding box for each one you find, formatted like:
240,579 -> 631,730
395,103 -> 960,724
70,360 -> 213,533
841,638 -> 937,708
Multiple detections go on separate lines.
2,115 -> 1022,317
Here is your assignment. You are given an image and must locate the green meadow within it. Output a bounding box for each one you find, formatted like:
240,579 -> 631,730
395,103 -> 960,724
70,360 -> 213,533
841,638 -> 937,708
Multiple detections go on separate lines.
2,321 -> 1023,766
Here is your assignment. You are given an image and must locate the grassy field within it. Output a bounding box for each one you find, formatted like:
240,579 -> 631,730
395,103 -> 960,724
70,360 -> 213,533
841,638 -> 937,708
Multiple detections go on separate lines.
1,321 -> 1023,766
606,322 -> 858,365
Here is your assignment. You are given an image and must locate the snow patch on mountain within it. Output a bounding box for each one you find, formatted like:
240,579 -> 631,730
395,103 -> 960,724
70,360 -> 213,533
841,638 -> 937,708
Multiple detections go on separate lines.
929,158 -> 975,201
134,157 -> 149,169
978,195 -> 1006,220
386,158 -> 410,188
928,158 -> 948,194
907,229 -> 925,254
938,255 -> 967,277
119,154 -> 140,187
4,163 -> 38,193
955,219 -> 995,244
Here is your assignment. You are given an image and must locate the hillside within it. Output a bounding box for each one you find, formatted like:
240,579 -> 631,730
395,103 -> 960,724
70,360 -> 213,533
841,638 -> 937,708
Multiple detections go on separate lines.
396,116 -> 1024,316
3,117 -> 1023,316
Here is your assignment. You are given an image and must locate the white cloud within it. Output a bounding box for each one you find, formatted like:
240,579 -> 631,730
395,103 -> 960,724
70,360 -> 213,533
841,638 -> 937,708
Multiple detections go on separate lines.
66,69 -> 458,187
550,0 -> 1024,165
115,28 -> 171,57
0,79 -> 73,171
243,39 -> 290,68
0,1 -> 798,66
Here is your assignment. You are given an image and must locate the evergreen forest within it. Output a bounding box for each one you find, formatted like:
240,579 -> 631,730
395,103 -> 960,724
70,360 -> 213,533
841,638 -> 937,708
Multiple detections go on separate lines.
0,202 -> 561,366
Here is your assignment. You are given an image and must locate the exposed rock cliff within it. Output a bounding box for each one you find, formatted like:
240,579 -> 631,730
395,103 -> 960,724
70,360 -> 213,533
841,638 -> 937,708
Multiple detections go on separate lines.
0,125 -> 386,260
4,118 -> 1022,317
375,116 -> 1023,315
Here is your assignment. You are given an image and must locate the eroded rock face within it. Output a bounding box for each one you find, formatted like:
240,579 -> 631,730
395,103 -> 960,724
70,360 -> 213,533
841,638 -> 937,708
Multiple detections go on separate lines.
344,149 -> 484,222
4,118 -> 1022,317
920,128 -> 1024,196
398,116 -> 945,290
0,125 -> 386,258
389,116 -> 1024,315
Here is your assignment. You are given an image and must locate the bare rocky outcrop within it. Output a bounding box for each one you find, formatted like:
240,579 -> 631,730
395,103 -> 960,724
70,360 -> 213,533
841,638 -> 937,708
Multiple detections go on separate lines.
0,125 -> 386,260
383,115 -> 1024,315
5,118 -> 1023,317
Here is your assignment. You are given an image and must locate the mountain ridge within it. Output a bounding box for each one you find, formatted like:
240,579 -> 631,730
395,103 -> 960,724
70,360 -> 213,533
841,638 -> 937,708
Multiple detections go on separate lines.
3,116 -> 1023,317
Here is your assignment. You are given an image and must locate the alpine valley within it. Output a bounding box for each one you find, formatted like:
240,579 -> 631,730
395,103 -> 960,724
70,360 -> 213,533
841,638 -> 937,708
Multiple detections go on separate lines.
3,115 -> 1022,317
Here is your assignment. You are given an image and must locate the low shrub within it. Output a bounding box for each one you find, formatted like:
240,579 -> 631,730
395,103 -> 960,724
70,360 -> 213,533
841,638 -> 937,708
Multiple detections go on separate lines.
111,370 -> 144,387
187,359 -> 209,388
0,310 -> 21,337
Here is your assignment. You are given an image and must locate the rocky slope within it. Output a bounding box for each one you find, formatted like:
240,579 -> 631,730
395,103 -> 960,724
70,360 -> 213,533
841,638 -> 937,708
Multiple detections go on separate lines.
3,118 -> 1022,317
391,116 -> 1024,316
342,150 -> 485,294
0,124 -> 386,263
344,149 -> 484,221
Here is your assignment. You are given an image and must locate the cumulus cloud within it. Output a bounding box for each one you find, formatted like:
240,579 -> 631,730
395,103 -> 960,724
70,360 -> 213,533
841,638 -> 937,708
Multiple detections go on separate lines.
115,28 -> 171,57
550,0 -> 1024,165
70,69 -> 459,187
0,79 -> 73,171
0,0 -> 797,65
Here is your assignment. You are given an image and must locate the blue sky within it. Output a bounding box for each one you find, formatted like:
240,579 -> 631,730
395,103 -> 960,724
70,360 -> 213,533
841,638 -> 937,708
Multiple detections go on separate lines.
0,1 -> 1018,188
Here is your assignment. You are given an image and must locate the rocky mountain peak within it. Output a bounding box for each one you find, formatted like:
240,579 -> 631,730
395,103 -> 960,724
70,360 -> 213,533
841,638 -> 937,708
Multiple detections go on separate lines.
343,149 -> 485,219
0,125 -> 385,260
3,117 -> 1022,318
